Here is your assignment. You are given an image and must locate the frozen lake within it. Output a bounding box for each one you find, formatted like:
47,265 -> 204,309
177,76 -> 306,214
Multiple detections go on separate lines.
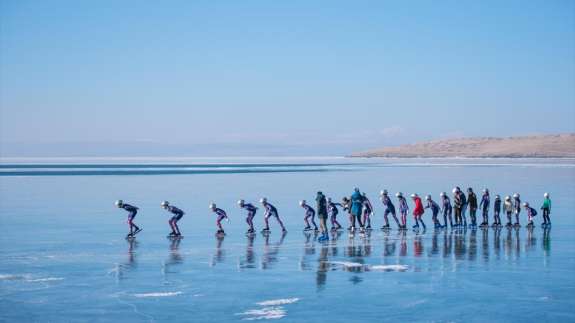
1,158 -> 574,322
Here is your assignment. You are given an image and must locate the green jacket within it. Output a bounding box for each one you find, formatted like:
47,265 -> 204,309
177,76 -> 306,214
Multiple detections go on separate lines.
316,192 -> 328,218
541,198 -> 552,211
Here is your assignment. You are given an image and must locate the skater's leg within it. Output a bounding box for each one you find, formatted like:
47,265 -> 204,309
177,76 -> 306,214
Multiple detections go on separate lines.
264,215 -> 271,230
276,215 -> 286,231
311,216 -> 318,230
304,214 -> 311,228
173,218 -> 181,235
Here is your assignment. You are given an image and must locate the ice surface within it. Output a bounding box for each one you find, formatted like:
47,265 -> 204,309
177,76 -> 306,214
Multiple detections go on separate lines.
1,158 -> 574,322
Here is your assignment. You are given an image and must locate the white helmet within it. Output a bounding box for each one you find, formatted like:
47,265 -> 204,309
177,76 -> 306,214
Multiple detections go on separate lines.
505,195 -> 511,200
380,189 -> 388,196
299,200 -> 306,206
410,193 -> 418,198
513,193 -> 520,198
115,200 -> 123,207
425,195 -> 431,200
209,203 -> 216,209
523,202 -> 529,207
440,192 -> 446,197
452,188 -> 458,194
544,192 -> 549,198
396,192 -> 403,198
237,199 -> 244,206
260,197 -> 267,204
161,201 -> 169,208
495,194 -> 501,199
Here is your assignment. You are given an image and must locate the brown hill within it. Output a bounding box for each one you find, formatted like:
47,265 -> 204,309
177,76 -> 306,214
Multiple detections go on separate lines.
351,134 -> 575,158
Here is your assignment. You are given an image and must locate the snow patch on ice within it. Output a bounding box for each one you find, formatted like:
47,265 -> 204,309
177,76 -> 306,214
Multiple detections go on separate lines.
238,307 -> 286,320
25,277 -> 64,282
369,265 -> 409,272
0,274 -> 64,283
238,297 -> 299,320
329,261 -> 364,268
133,291 -> 183,298
256,298 -> 299,306
0,274 -> 29,281
328,262 -> 409,272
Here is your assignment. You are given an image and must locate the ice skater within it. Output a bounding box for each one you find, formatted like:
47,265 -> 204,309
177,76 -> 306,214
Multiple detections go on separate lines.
513,193 -> 521,226
523,202 -> 538,227
493,195 -> 502,226
161,201 -> 184,237
350,188 -> 364,232
459,187 -> 468,227
362,193 -> 375,230
411,194 -> 426,230
209,203 -> 229,235
541,193 -> 552,227
260,198 -> 287,233
300,200 -> 318,231
453,188 -> 463,227
467,188 -> 478,227
425,195 -> 442,229
396,192 -> 409,230
504,196 -> 513,227
479,189 -> 490,227
327,198 -> 343,231
380,190 -> 400,229
341,197 -> 353,230
440,192 -> 453,228
316,191 -> 329,241
238,199 -> 257,233
116,200 -> 141,238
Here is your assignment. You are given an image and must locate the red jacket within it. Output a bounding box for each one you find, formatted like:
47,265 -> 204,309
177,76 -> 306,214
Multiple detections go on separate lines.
413,197 -> 424,216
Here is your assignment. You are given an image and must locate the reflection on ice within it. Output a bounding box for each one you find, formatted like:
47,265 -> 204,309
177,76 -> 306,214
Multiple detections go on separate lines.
261,232 -> 287,270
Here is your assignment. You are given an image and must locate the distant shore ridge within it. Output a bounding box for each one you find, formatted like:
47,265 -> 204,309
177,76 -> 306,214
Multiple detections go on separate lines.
350,133 -> 575,158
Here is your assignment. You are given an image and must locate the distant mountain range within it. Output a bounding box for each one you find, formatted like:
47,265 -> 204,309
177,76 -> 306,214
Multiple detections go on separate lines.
350,133 -> 575,158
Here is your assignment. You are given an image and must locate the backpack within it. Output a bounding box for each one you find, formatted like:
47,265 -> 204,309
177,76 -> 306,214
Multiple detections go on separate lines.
530,207 -> 538,216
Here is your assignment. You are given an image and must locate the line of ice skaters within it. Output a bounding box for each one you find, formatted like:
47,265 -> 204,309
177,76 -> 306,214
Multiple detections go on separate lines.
114,187 -> 553,240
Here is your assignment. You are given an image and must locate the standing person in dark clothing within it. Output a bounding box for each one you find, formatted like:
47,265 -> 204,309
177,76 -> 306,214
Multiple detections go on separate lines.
459,187 -> 468,227
316,191 -> 329,241
493,195 -> 502,227
479,189 -> 490,227
513,193 -> 522,226
116,200 -> 142,239
452,188 -> 463,227
467,188 -> 478,227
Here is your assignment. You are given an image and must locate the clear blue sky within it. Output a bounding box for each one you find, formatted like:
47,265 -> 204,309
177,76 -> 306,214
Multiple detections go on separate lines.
1,0 -> 574,156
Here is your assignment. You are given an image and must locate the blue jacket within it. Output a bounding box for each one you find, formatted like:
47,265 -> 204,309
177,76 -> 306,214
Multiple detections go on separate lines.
351,191 -> 364,216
